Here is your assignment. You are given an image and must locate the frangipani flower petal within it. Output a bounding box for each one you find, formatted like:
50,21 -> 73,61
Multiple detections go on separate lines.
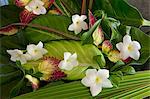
97,69 -> 109,79
101,79 -> 113,88
64,52 -> 72,60
132,41 -> 141,50
68,24 -> 75,31
129,50 -> 140,60
86,69 -> 97,77
90,84 -> 102,97
116,42 -> 123,51
80,15 -> 87,21
123,35 -> 132,44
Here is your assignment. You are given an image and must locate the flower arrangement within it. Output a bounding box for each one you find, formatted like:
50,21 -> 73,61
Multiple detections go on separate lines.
0,0 -> 150,99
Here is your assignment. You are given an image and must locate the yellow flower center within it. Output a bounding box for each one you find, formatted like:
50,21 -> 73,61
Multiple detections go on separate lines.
95,77 -> 102,84
128,44 -> 133,51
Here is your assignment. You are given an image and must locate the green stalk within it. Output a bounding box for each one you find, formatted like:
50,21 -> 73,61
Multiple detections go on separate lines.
88,0 -> 93,10
142,19 -> 150,26
0,23 -> 80,40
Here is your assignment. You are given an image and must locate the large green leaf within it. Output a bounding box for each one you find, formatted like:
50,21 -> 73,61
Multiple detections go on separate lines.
0,32 -> 27,99
45,40 -> 105,70
24,14 -> 79,43
93,0 -> 144,27
0,5 -> 21,27
13,70 -> 150,99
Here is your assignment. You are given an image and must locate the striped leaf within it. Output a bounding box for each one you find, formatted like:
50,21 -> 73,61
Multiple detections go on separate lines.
13,70 -> 150,99
45,40 -> 105,80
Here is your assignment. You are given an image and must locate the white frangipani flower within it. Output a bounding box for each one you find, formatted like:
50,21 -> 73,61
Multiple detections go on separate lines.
81,69 -> 113,97
116,35 -> 141,60
68,14 -> 88,34
25,0 -> 46,15
26,41 -> 48,60
58,52 -> 78,71
7,49 -> 31,64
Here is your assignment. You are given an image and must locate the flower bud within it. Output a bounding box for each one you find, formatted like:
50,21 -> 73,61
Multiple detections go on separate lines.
123,57 -> 132,63
15,0 -> 30,7
89,10 -> 104,46
0,25 -> 18,35
89,10 -> 97,28
20,9 -> 36,24
102,40 -> 113,54
48,9 -> 62,15
38,57 -> 66,81
42,0 -> 55,8
25,74 -> 39,90
92,26 -> 104,46
108,50 -> 121,63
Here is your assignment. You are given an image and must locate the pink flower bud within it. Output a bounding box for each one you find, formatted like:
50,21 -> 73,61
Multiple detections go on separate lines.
0,25 -> 18,35
38,57 -> 66,81
123,57 -> 132,63
108,50 -> 121,63
20,9 -> 36,24
102,40 -> 113,54
25,74 -> 39,90
15,0 -> 30,7
89,10 -> 104,46
92,26 -> 104,46
88,10 -> 97,28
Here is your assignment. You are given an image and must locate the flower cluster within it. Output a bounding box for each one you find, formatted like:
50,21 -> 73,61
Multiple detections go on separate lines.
5,10 -> 141,97
7,41 -> 48,64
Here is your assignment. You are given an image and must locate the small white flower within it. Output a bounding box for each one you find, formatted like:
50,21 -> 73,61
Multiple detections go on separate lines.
58,52 -> 78,71
25,0 -> 46,15
81,69 -> 113,97
7,49 -> 30,64
68,14 -> 88,34
116,35 -> 141,60
26,41 -> 48,60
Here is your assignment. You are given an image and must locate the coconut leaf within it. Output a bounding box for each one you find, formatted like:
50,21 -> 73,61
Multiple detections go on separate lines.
13,70 -> 150,99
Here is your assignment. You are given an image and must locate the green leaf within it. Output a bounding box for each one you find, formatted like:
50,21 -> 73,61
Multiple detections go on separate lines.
59,0 -> 81,15
45,40 -> 105,69
13,71 -> 150,99
0,5 -> 21,27
120,66 -> 136,75
10,77 -> 26,98
93,0 -> 144,27
93,55 -> 106,68
25,14 -> 79,43
110,60 -> 125,72
81,19 -> 101,45
0,32 -> 27,98
63,66 -> 88,80
129,27 -> 150,65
